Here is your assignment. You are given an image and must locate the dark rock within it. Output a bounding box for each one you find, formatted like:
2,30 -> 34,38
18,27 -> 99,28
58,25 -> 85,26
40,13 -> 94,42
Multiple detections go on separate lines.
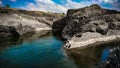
52,17 -> 67,40
0,25 -> 20,42
52,4 -> 120,39
52,4 -> 120,68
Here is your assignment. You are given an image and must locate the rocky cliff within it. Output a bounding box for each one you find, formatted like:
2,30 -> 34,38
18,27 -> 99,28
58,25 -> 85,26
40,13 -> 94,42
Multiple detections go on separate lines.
0,8 -> 63,41
52,4 -> 120,48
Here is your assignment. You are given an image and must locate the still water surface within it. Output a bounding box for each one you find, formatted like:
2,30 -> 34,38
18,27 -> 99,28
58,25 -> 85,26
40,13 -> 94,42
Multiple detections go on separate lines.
0,35 -> 120,68
0,36 -> 78,68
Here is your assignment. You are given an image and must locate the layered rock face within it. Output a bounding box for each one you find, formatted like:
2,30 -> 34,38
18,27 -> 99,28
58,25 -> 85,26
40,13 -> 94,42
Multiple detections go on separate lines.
0,8 -> 62,40
52,4 -> 120,48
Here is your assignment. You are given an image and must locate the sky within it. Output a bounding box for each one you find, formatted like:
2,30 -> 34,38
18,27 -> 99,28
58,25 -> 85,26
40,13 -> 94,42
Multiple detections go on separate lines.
0,0 -> 120,13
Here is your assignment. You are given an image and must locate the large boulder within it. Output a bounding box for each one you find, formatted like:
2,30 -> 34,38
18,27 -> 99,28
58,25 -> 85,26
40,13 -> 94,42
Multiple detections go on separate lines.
52,4 -> 120,68
52,4 -> 120,40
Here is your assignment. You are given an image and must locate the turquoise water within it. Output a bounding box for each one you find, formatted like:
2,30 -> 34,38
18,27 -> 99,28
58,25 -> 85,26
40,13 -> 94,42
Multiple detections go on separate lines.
1,35 -> 119,68
0,36 -> 78,68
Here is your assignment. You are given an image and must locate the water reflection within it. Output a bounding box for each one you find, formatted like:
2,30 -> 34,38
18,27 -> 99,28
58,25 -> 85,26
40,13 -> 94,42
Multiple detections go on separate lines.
0,30 -> 51,50
1,30 -> 120,68
98,46 -> 120,68
0,31 -> 78,68
67,40 -> 120,68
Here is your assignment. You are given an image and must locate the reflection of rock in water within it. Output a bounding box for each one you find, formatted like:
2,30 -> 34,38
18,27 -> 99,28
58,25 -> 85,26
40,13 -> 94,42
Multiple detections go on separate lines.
0,30 -> 51,49
98,46 -> 120,68
66,40 -> 120,68
66,46 -> 102,68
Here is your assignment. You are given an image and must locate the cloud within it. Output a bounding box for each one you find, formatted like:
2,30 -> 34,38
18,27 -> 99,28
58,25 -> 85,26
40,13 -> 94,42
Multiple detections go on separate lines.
97,0 -> 120,10
20,0 -> 120,13
22,0 -> 68,13
0,0 -> 2,5
92,0 -> 118,4
64,0 -> 93,8
21,0 -> 93,13
111,0 -> 120,10
91,0 -> 120,11
0,0 -> 2,6
103,0 -> 117,3
10,0 -> 16,2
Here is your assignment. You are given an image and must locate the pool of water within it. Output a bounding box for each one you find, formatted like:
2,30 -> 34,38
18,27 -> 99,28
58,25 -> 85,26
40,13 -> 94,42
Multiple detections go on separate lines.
0,36 -> 78,68
0,34 -> 120,68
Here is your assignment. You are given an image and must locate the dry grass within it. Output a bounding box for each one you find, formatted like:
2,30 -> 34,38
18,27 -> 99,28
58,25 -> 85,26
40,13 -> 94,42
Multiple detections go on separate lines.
0,7 -> 65,17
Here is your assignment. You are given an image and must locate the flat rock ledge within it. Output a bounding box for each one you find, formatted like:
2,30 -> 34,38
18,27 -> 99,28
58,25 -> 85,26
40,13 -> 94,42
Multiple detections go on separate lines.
64,34 -> 120,49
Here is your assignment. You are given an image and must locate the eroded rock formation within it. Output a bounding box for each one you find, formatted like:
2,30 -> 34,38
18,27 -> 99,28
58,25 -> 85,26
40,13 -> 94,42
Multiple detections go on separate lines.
0,8 -> 63,41
53,4 -> 120,39
52,4 -> 120,48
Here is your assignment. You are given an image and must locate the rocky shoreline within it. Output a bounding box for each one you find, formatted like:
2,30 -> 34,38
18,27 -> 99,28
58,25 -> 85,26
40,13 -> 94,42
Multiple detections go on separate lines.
0,30 -> 52,48
52,4 -> 120,49
66,40 -> 120,68
52,4 -> 120,68
64,33 -> 120,49
0,7 -> 63,41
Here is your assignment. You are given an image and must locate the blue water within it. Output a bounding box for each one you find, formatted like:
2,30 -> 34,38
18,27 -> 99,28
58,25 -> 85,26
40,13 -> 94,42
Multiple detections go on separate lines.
0,36 -> 78,68
101,48 -> 110,62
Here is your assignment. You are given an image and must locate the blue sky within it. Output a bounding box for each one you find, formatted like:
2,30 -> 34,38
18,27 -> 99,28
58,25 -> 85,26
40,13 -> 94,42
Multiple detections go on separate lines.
0,0 -> 120,13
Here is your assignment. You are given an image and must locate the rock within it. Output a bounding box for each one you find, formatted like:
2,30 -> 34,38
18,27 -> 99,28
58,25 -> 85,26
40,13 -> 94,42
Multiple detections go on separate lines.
52,4 -> 120,40
0,14 -> 50,36
52,4 -> 120,68
0,8 -> 63,41
52,4 -> 120,49
107,30 -> 120,35
52,17 -> 67,40
0,25 -> 20,37
66,40 -> 120,68
0,25 -> 20,42
77,32 -> 102,41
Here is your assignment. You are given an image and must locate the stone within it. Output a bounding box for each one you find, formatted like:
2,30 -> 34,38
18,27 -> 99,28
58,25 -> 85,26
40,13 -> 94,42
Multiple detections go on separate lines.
0,8 -> 62,41
52,4 -> 120,40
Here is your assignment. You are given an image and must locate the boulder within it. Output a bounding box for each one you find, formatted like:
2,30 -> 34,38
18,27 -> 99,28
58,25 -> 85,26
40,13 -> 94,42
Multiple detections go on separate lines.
52,4 -> 120,40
